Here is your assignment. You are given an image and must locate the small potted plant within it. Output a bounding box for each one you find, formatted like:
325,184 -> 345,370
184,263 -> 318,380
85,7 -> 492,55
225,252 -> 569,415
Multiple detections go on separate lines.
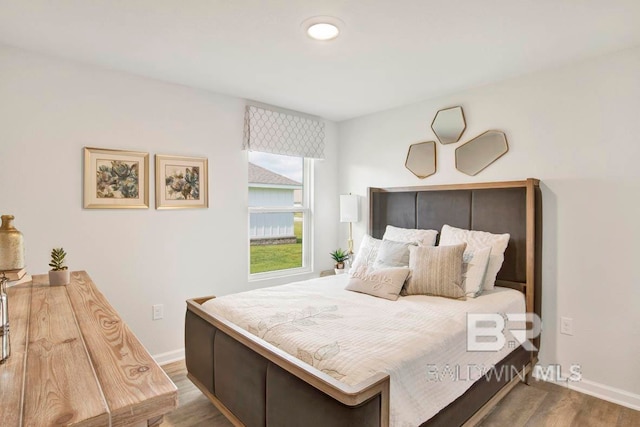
48,247 -> 70,286
330,248 -> 349,275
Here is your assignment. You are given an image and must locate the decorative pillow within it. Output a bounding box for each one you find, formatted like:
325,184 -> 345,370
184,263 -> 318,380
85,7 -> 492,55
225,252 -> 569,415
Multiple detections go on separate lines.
403,244 -> 467,299
461,246 -> 492,298
439,225 -> 510,290
383,225 -> 438,246
373,239 -> 415,268
349,235 -> 382,272
345,266 -> 411,301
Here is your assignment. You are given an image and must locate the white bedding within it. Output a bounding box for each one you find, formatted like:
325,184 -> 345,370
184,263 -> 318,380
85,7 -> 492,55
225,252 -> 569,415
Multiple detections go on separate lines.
202,274 -> 525,426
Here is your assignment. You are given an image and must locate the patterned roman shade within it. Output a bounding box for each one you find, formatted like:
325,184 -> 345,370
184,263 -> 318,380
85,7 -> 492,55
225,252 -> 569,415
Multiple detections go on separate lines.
243,105 -> 325,159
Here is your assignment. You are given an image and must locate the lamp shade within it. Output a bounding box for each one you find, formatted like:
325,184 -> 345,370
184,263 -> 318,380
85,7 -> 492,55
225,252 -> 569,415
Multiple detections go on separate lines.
339,194 -> 359,223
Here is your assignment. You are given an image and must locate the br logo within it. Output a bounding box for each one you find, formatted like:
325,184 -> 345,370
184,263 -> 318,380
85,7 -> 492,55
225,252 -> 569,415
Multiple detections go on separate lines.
467,313 -> 542,351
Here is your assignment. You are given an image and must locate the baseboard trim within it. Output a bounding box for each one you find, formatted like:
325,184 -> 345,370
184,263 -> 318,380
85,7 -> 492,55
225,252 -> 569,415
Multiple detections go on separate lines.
153,348 -> 185,366
532,370 -> 640,411
568,378 -> 640,411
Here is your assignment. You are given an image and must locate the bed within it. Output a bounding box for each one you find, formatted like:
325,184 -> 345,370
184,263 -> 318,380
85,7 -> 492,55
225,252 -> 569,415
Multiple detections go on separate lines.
185,179 -> 542,427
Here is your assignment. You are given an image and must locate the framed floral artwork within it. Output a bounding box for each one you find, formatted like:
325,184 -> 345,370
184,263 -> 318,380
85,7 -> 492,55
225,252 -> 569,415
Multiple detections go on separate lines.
83,147 -> 149,209
155,154 -> 208,209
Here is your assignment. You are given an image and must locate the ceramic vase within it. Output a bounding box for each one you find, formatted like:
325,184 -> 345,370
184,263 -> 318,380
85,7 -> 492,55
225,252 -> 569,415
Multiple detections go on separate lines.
49,270 -> 71,286
0,215 -> 25,271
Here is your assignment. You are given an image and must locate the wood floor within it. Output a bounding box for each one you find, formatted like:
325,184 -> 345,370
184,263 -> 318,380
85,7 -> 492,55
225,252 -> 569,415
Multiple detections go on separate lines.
161,360 -> 639,427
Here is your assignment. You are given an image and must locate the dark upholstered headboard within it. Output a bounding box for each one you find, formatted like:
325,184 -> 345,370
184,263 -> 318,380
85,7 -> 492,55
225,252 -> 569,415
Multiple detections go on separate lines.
369,179 -> 542,317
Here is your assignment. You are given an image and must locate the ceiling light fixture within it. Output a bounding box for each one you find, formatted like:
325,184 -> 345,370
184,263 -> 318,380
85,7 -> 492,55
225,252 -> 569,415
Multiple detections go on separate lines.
307,23 -> 339,41
302,16 -> 344,41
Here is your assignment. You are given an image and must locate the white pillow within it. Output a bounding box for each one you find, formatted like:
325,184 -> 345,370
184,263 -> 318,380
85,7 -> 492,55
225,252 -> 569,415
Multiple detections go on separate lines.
439,225 -> 509,290
345,266 -> 411,301
373,240 -> 414,268
461,246 -> 492,297
349,235 -> 382,272
383,225 -> 438,246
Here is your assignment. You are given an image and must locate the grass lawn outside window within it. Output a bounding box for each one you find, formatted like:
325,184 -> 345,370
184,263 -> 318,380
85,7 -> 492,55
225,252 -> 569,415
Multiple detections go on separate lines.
250,217 -> 303,274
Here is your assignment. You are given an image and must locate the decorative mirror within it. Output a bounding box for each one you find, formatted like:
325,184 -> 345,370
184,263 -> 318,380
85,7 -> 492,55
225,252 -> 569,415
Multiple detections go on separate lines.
455,130 -> 509,176
405,141 -> 436,179
431,106 -> 466,144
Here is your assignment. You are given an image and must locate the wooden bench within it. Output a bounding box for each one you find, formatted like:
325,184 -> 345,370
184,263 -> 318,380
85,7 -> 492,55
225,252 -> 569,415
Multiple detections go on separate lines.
0,271 -> 178,426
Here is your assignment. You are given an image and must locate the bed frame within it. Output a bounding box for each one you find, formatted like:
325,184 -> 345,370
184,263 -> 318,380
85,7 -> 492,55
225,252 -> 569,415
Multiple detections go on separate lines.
185,178 -> 542,427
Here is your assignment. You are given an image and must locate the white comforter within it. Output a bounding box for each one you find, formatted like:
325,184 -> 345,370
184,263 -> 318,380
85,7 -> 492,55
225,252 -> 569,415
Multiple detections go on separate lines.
202,274 -> 525,426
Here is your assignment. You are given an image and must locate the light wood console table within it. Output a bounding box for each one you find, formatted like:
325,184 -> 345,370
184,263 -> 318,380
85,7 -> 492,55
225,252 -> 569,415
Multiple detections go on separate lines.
0,271 -> 178,426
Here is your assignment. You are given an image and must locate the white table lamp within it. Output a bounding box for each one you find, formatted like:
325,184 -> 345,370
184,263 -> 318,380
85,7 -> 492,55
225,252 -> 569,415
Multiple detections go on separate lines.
339,194 -> 360,256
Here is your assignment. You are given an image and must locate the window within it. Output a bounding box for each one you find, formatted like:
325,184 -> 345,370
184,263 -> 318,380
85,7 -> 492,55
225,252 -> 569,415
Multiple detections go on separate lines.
248,151 -> 312,278
243,104 -> 323,278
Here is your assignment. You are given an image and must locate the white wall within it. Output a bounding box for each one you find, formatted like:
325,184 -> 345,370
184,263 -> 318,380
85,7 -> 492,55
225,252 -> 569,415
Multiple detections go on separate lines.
338,47 -> 640,403
0,45 -> 339,359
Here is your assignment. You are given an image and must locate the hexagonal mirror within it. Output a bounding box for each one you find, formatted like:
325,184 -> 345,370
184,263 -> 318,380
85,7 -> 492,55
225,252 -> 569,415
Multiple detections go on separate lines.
455,130 -> 509,176
405,141 -> 436,179
431,106 -> 466,144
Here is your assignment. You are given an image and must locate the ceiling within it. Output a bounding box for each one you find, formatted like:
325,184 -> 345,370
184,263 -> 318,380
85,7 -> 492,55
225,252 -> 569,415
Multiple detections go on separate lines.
0,1 -> 638,121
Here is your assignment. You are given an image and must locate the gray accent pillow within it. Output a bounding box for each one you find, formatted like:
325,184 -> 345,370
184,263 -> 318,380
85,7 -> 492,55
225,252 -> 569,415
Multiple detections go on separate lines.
373,239 -> 415,268
403,243 -> 467,299
345,266 -> 411,301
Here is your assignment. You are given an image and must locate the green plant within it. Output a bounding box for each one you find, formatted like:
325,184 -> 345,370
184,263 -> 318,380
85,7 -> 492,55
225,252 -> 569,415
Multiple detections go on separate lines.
49,248 -> 68,271
330,248 -> 349,265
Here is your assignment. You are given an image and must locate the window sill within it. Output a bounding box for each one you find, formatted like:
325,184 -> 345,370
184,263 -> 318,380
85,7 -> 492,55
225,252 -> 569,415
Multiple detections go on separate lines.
248,267 -> 313,283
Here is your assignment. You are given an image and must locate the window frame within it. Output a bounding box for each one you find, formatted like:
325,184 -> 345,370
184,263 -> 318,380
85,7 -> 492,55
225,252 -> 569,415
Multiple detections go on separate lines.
248,158 -> 313,281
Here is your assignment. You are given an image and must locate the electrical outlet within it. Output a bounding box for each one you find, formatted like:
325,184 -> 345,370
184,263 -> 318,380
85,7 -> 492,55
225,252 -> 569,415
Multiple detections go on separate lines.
152,304 -> 164,320
560,316 -> 573,335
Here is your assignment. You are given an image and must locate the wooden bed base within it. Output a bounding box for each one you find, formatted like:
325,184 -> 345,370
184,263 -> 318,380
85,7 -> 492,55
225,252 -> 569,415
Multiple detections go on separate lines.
185,179 -> 542,427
